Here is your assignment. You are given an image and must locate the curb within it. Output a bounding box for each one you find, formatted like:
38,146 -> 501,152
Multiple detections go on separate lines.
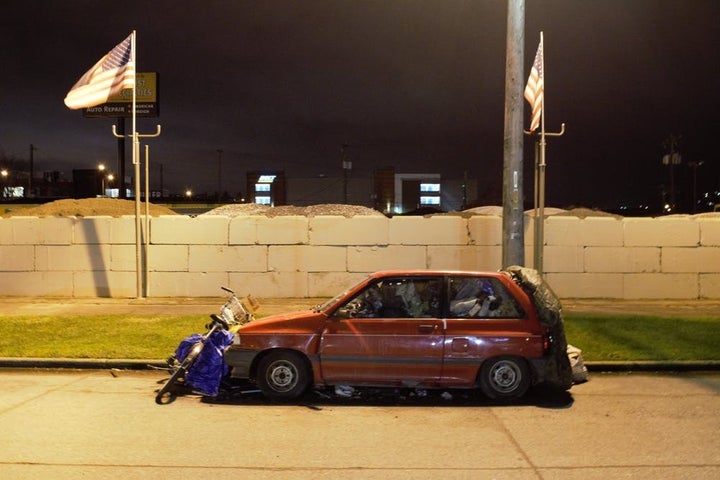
2,358 -> 720,372
0,358 -> 165,370
585,360 -> 720,372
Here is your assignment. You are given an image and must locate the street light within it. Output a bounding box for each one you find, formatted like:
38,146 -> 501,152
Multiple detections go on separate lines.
105,173 -> 115,197
1,169 -> 7,199
97,163 -> 106,196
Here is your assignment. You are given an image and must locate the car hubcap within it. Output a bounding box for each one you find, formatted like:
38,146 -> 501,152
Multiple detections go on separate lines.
490,361 -> 521,393
267,361 -> 297,392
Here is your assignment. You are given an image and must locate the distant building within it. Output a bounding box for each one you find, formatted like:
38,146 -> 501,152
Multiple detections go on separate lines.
247,168 -> 478,214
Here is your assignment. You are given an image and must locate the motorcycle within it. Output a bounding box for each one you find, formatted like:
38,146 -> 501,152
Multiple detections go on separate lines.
155,287 -> 257,405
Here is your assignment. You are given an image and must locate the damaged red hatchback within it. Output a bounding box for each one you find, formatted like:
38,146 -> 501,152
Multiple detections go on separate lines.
224,267 -> 573,401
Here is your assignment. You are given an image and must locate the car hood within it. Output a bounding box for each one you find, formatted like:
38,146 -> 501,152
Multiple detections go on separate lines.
239,310 -> 325,334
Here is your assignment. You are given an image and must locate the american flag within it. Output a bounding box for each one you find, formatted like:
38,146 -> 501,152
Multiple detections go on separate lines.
524,37 -> 544,132
64,34 -> 135,110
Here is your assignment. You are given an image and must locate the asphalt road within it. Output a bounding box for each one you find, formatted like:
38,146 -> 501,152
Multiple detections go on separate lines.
0,369 -> 718,479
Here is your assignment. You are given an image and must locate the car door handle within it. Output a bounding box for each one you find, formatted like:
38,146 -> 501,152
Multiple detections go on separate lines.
418,324 -> 438,332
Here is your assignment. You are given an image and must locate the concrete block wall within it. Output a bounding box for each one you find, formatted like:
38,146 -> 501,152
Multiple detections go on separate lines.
1,213 -> 719,299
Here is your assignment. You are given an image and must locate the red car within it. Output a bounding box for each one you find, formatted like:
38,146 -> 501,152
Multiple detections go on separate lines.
224,267 -> 572,401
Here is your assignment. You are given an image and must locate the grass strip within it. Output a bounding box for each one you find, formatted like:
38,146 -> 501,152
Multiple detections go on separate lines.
0,313 -> 718,361
0,315 -> 204,359
564,313 -> 720,361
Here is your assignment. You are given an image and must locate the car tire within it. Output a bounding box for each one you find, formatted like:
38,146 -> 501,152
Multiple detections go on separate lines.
479,356 -> 530,400
257,350 -> 311,400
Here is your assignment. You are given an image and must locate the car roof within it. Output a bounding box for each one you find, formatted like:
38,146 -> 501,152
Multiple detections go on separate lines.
368,270 -> 506,278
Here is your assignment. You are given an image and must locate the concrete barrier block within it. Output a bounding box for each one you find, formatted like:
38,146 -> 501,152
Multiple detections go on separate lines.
189,245 -> 267,272
269,245 -> 346,272
468,216 -> 502,246
623,273 -> 698,299
584,247 -> 660,273
0,271 -> 74,296
577,217 -> 624,246
111,243 -> 174,273
347,245 -> 426,272
110,216 -> 138,244
229,271 -> 309,297
148,271 -> 231,297
8,217 -> 73,245
389,216 -> 468,245
308,272 -> 367,297
36,245 -> 111,271
700,273 -> 720,298
257,216 -> 308,245
0,245 -> 34,271
0,218 -> 10,244
545,273 -> 625,298
310,216 -> 389,245
73,216 -> 113,244
151,215 -> 229,245
427,245 -> 501,271
73,271 -> 138,298
110,244 -> 138,271
543,246 -> 584,273
147,245 -> 189,272
699,218 -> 720,246
229,216 -> 261,245
662,247 -> 720,273
524,216 -> 534,247
544,216 -> 581,246
624,217 -> 699,246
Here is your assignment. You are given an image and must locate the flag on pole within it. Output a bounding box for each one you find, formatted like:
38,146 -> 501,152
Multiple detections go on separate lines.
64,34 -> 135,110
524,36 -> 544,132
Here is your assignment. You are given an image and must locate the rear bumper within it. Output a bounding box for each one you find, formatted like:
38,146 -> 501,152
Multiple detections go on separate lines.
529,354 -> 573,390
223,348 -> 259,379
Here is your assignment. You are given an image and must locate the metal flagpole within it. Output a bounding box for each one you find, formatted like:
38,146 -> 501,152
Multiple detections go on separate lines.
525,32 -> 565,274
132,31 -> 142,298
112,30 -> 161,298
536,31 -> 546,274
144,144 -> 150,297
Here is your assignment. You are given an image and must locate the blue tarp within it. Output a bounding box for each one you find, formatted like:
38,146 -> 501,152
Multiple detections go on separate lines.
174,330 -> 235,396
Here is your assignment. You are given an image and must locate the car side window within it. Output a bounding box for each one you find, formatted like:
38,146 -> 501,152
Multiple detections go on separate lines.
447,276 -> 524,319
338,277 -> 441,318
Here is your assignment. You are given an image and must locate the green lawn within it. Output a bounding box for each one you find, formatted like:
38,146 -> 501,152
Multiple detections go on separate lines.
0,312 -> 718,361
563,313 -> 720,361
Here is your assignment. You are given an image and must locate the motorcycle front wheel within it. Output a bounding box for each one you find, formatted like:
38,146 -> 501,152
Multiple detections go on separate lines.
155,341 -> 204,405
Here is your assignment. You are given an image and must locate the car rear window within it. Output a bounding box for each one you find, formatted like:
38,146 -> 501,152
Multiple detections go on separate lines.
447,276 -> 525,319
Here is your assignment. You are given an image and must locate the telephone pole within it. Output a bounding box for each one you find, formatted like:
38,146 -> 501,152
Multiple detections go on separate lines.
502,0 -> 525,268
29,144 -> 37,197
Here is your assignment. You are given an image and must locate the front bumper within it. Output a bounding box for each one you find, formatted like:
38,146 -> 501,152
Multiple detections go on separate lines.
224,348 -> 259,379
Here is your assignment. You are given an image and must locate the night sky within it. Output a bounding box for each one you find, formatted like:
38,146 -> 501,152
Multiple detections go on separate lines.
1,0 -> 719,211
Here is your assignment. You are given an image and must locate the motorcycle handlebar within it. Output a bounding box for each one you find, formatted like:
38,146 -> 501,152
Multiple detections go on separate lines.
209,313 -> 230,330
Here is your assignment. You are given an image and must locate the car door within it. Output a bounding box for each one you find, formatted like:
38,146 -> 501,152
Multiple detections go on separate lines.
441,275 -> 543,386
318,276 -> 444,386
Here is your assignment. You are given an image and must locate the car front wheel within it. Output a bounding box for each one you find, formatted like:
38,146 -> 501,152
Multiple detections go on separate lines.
257,350 -> 311,400
479,356 -> 530,400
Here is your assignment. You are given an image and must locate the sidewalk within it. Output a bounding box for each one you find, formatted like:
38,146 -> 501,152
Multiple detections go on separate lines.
1,296 -> 719,372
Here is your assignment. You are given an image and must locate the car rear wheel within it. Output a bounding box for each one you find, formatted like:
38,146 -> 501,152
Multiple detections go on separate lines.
479,356 -> 530,400
257,350 -> 311,400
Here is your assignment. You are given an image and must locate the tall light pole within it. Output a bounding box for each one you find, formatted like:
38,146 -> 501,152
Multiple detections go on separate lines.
98,163 -> 106,196
29,144 -> 37,197
341,144 -> 352,204
1,169 -> 7,199
217,149 -> 223,202
502,0 -> 525,268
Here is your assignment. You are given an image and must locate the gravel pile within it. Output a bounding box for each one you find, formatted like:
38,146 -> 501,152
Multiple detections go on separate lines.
203,203 -> 384,218
1,198 -> 178,218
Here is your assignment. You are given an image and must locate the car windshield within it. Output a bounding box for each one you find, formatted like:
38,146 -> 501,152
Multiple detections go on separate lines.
313,275 -> 373,312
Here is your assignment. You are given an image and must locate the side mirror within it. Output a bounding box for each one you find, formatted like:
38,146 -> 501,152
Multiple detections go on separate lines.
335,307 -> 353,319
